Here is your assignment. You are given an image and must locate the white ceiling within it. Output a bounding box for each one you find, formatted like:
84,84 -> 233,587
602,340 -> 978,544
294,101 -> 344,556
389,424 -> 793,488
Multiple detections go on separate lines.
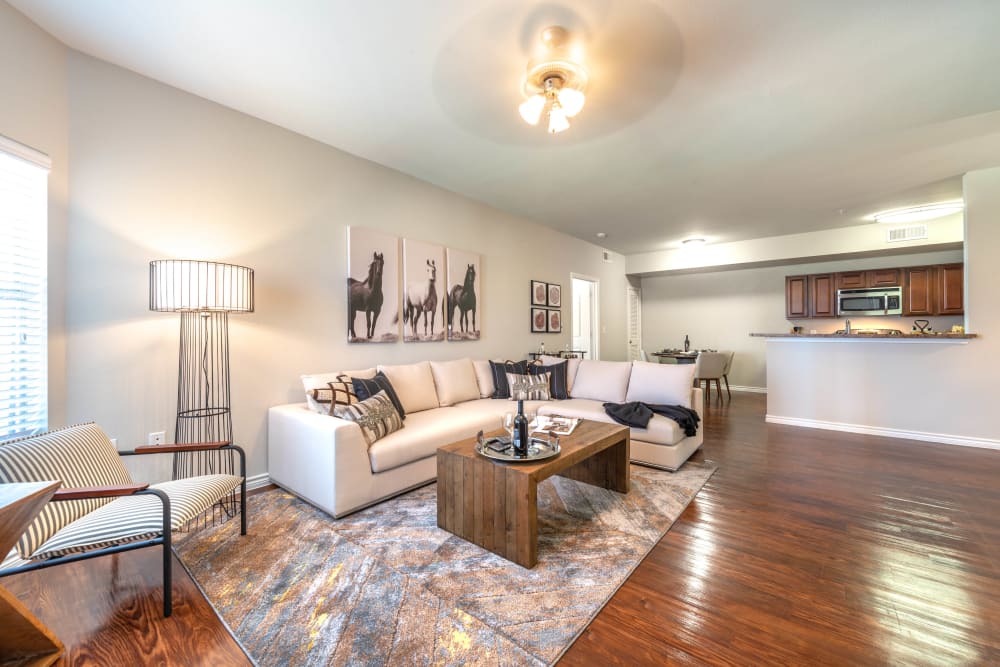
11,0 -> 1000,254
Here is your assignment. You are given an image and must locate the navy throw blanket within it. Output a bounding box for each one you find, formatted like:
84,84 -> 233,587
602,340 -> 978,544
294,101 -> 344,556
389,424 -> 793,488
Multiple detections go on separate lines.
602,402 -> 701,437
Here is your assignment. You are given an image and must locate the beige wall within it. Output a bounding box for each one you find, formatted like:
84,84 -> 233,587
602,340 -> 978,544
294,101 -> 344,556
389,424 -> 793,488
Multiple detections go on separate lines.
0,1 -> 68,427
639,250 -> 963,389
63,53 -> 627,482
762,165 -> 1000,445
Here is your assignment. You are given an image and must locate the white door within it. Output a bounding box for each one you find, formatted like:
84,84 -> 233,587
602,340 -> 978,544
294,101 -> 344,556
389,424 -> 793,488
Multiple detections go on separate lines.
571,276 -> 599,359
627,284 -> 642,361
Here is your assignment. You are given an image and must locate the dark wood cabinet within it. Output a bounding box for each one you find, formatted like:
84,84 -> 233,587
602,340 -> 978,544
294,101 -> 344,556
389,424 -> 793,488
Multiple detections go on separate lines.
937,263 -> 964,315
868,268 -> 900,287
786,263 -> 961,320
785,275 -> 808,319
836,272 -> 867,290
809,274 -> 836,318
903,266 -> 934,316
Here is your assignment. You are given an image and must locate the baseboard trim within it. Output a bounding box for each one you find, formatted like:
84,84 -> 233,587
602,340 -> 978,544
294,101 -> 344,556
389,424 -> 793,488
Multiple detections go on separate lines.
246,473 -> 271,491
765,415 -> 1000,451
729,385 -> 767,394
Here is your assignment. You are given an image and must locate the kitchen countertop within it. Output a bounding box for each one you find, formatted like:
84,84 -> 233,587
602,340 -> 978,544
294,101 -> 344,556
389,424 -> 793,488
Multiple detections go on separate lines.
750,332 -> 978,339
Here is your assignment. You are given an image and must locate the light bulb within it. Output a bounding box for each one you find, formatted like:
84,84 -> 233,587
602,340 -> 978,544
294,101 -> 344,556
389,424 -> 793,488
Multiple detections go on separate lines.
518,94 -> 545,125
548,105 -> 570,133
557,87 -> 585,117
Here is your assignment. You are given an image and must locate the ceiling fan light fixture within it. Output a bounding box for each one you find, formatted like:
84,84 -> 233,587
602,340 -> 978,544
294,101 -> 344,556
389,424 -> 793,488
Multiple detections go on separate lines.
872,200 -> 964,224
518,26 -> 589,135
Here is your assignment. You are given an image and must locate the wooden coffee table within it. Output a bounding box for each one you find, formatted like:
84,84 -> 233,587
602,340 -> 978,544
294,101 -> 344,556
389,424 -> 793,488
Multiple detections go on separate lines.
436,419 -> 629,568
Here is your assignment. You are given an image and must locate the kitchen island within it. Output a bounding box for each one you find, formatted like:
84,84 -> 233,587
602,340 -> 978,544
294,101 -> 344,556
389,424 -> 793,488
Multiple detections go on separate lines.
751,330 -> 994,450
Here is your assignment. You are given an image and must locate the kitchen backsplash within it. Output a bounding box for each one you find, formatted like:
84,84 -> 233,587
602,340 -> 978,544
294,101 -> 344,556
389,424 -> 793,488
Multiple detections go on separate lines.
789,315 -> 963,334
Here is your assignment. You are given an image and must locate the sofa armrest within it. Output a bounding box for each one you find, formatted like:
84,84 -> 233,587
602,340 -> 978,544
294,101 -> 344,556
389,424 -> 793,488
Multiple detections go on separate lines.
52,483 -> 150,501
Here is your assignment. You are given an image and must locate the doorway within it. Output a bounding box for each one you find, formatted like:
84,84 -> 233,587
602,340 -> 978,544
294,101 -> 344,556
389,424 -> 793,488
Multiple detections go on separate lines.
571,275 -> 599,360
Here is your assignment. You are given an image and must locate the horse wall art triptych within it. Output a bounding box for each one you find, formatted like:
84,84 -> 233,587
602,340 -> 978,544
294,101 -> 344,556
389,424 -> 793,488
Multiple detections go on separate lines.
347,228 -> 481,344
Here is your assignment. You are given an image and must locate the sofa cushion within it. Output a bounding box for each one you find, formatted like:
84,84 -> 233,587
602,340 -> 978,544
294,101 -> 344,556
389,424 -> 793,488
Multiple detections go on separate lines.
507,372 -> 551,401
352,372 -> 407,420
302,368 -> 375,414
0,422 -> 133,558
489,360 -> 529,399
539,355 -> 581,393
626,361 -> 695,409
429,358 -> 481,406
378,362 -> 439,414
570,360 -> 632,403
334,391 -> 404,447
472,359 -> 495,398
367,407 -> 491,473
536,399 -> 686,446
530,360 -> 569,399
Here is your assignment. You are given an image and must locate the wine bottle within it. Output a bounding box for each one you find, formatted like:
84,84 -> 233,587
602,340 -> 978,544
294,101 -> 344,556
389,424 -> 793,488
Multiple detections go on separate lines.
512,399 -> 529,457
683,335 -> 690,352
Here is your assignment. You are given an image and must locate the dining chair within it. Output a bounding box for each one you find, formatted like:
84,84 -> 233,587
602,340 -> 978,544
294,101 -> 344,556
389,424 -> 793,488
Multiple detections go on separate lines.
694,351 -> 729,403
721,351 -> 735,400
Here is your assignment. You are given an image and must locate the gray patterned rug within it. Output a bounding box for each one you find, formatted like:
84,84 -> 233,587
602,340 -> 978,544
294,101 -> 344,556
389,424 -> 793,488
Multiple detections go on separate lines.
175,460 -> 717,666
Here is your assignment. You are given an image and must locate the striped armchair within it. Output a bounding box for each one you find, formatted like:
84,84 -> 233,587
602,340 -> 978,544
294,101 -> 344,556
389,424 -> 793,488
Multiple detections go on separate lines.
0,422 -> 246,617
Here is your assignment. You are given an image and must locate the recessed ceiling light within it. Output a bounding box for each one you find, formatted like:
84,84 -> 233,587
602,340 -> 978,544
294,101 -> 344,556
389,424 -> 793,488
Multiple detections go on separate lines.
595,232 -> 607,239
681,237 -> 706,246
872,200 -> 963,224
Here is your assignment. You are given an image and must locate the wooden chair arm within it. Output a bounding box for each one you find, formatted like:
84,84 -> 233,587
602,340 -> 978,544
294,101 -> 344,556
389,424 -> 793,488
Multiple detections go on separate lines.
52,483 -> 150,501
129,441 -> 231,455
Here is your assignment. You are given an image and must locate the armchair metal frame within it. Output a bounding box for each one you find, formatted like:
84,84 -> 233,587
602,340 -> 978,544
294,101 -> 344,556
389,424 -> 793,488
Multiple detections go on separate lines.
0,441 -> 246,617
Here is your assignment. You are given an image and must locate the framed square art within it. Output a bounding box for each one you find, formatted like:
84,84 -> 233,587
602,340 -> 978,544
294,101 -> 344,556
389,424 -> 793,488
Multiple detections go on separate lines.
531,307 -> 548,333
531,280 -> 547,307
547,283 -> 562,308
547,309 -> 562,333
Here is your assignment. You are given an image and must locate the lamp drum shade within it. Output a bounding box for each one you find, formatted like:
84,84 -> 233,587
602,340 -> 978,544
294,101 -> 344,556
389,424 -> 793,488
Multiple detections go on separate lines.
149,260 -> 254,313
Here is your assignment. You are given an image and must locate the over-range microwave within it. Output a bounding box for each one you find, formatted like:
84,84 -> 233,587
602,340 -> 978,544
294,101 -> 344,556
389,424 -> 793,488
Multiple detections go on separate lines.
837,287 -> 902,316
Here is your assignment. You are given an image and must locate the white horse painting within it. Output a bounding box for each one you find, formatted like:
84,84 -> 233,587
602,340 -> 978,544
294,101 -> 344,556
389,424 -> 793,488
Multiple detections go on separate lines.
401,239 -> 445,342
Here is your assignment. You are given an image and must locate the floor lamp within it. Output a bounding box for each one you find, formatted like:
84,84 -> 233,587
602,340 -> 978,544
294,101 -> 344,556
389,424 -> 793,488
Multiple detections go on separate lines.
149,260 -> 254,490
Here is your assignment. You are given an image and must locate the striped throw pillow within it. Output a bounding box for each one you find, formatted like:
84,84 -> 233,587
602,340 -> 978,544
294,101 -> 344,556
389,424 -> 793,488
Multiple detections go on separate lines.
0,422 -> 133,558
333,391 -> 403,447
506,372 -> 551,401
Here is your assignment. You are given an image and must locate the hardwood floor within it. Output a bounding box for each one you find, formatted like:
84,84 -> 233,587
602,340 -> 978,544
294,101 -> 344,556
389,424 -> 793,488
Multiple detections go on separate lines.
4,395 -> 1000,665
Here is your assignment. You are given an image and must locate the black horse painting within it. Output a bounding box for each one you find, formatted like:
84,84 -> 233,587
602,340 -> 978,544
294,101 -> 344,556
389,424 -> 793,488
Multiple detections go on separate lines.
448,263 -> 477,337
348,252 -> 384,340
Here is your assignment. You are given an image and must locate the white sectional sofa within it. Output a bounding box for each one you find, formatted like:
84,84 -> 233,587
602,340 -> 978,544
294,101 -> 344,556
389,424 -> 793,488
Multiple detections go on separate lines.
269,357 -> 703,518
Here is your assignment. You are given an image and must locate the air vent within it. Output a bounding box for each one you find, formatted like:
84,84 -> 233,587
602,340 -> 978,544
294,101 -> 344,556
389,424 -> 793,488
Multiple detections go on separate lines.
602,251 -> 612,263
886,224 -> 928,243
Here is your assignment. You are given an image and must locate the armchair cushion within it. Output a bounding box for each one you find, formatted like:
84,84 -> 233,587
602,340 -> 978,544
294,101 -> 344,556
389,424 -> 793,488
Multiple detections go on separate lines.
0,423 -> 131,558
30,473 -> 243,560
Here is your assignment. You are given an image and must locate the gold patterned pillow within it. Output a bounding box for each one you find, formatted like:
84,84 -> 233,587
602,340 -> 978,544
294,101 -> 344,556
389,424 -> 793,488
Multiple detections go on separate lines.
506,372 -> 551,401
333,391 -> 403,446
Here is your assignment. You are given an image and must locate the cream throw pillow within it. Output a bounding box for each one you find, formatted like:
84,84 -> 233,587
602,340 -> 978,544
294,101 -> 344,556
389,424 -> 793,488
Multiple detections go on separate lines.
377,361 -> 440,414
625,361 -> 695,408
429,358 -> 481,406
569,360 -> 632,403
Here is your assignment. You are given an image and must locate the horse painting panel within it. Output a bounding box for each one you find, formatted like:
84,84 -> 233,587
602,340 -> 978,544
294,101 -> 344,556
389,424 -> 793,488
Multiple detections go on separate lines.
401,238 -> 445,342
446,248 -> 481,341
347,227 -> 399,343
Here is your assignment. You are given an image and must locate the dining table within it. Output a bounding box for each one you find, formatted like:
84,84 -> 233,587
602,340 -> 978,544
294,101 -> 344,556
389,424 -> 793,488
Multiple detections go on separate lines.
651,351 -> 699,364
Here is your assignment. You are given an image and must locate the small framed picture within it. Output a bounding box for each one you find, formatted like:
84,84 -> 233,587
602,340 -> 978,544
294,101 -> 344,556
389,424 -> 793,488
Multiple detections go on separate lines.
547,310 -> 562,333
531,280 -> 547,307
531,307 -> 548,333
547,283 -> 562,308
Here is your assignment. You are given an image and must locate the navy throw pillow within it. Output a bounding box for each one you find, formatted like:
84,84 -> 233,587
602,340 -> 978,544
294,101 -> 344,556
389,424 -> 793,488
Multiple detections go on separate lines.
530,360 -> 569,400
352,371 -> 406,420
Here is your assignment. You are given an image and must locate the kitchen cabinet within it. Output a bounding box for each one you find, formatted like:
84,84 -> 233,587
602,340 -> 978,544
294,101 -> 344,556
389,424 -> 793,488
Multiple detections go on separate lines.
868,268 -> 901,287
903,266 -> 934,316
808,274 -> 836,318
786,275 -> 808,318
836,272 -> 867,290
937,263 -> 964,315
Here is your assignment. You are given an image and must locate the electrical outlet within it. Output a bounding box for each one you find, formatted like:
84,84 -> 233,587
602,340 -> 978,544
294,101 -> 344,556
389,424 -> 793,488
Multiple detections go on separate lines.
148,431 -> 166,446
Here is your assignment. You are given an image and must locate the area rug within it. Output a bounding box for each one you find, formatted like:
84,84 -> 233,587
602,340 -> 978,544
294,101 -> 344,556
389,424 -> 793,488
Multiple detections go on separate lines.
174,461 -> 717,666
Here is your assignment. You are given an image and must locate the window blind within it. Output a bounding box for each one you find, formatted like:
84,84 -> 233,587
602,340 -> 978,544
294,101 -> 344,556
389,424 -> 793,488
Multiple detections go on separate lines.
0,138 -> 50,440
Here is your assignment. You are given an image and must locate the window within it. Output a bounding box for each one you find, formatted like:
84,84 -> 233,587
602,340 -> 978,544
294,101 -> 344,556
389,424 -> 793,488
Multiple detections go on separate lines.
0,136 -> 50,440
